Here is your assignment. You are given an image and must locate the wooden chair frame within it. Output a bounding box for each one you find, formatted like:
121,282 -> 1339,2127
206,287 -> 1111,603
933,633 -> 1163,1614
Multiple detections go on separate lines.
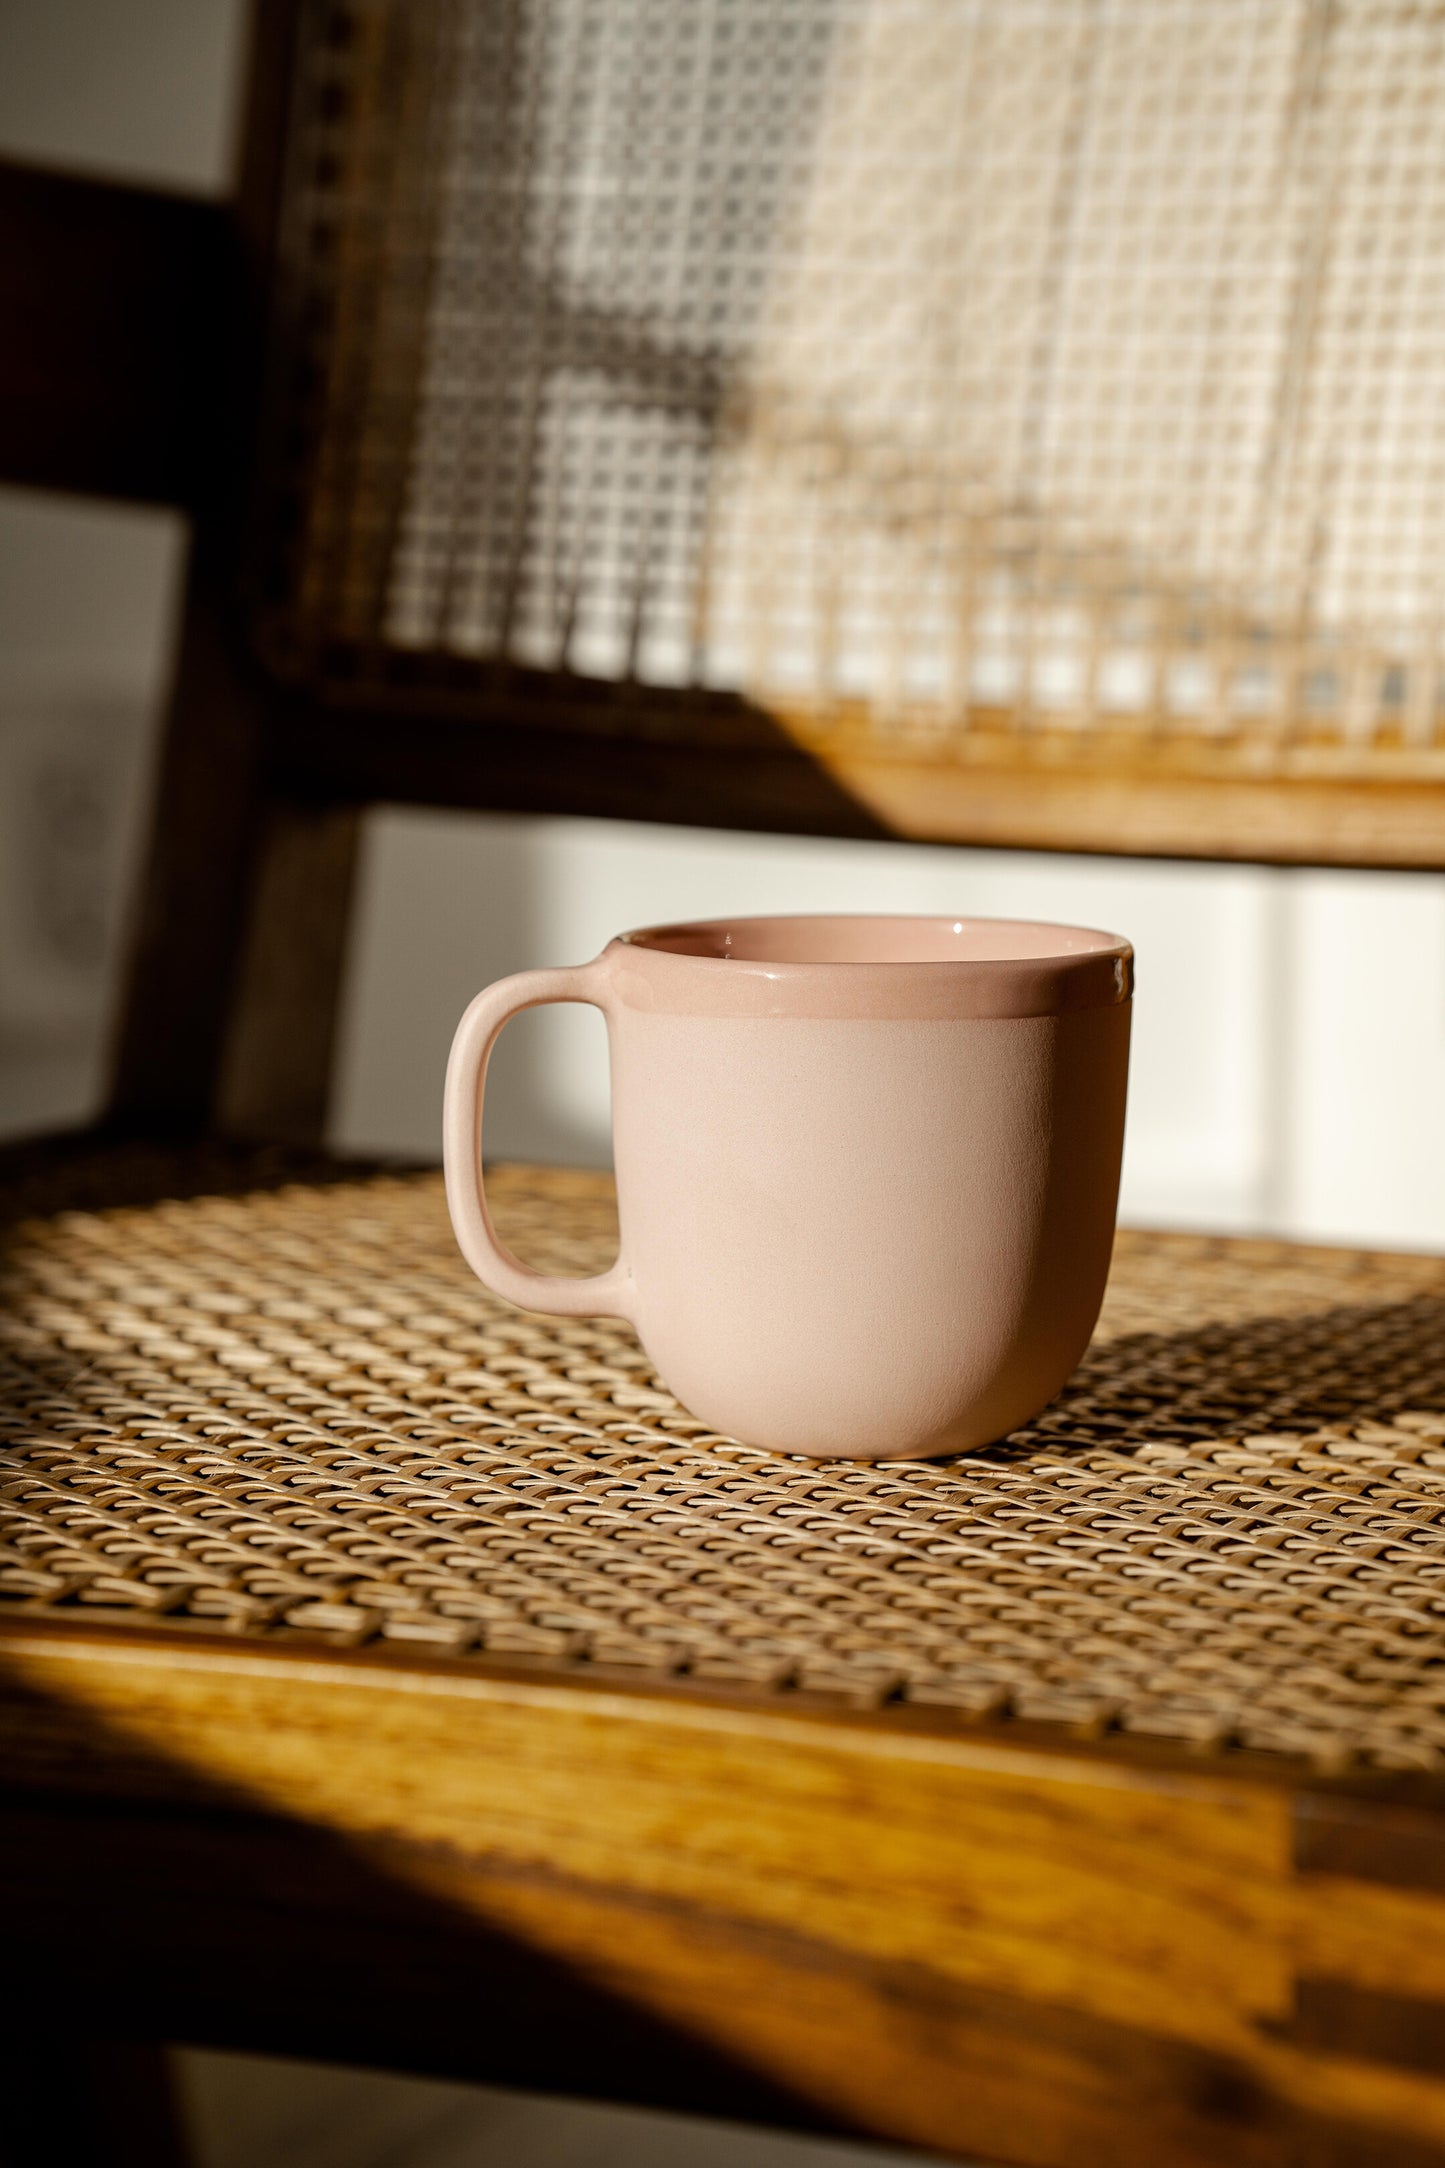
4,8 -> 1445,2166
4,0 -> 1443,1156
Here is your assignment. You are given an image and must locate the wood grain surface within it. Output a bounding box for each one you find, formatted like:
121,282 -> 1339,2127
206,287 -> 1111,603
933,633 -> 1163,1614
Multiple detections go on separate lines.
5,1618 -> 1445,2166
272,697 -> 1445,871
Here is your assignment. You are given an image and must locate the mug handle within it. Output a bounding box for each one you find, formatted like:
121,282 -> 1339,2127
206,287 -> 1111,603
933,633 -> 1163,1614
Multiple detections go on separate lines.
443,961 -> 635,1322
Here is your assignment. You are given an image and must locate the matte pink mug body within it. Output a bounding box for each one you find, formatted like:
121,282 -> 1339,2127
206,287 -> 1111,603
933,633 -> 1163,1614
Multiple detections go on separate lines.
444,915 -> 1132,1460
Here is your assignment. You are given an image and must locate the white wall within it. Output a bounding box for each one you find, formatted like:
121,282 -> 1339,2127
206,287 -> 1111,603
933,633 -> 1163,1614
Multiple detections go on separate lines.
1,0 -> 1442,1257
1278,874 -> 1445,1247
0,0 -> 243,191
331,812 -> 1445,1250
331,814 -> 1279,1234
0,0 -> 231,1134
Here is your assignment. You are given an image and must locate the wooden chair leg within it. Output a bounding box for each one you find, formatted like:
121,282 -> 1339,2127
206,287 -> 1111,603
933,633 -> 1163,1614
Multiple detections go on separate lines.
0,2035 -> 192,2168
106,559 -> 270,1141
108,548 -> 361,1149
215,797 -> 362,1145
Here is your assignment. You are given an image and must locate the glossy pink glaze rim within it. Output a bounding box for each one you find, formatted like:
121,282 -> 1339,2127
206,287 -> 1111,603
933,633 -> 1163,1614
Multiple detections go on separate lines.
608,914 -> 1133,1019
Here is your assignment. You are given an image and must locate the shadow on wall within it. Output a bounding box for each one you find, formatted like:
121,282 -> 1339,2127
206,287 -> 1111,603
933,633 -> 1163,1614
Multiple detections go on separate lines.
0,692 -> 158,1139
332,813 -> 615,1170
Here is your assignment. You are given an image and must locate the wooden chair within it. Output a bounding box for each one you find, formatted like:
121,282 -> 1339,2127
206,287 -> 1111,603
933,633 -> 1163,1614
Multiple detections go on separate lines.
4,4 -> 1445,2163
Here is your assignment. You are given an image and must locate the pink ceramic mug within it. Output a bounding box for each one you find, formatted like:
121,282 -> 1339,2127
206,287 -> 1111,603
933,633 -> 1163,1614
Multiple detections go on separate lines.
444,915 -> 1132,1461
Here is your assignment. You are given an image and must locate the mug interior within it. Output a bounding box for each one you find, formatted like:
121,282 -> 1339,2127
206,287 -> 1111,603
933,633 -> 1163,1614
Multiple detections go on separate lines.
621,915 -> 1127,966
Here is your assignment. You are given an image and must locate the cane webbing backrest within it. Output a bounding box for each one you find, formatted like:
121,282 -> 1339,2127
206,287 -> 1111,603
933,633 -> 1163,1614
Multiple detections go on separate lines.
6,1162 -> 1445,1772
253,0 -> 1445,858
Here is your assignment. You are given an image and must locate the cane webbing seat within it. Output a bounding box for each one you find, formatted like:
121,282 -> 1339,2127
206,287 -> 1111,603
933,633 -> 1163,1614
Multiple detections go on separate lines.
5,1157 -> 1445,1768
8,1155 -> 1445,2164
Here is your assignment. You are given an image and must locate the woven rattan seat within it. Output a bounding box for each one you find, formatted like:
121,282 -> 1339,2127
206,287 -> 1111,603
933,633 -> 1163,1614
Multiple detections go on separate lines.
6,1157 -> 1445,1770
10,1155 -> 1445,2164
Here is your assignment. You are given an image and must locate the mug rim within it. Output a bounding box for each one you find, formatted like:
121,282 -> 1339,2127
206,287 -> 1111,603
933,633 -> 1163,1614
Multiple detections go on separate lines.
609,915 -> 1133,1019
619,912 -> 1129,967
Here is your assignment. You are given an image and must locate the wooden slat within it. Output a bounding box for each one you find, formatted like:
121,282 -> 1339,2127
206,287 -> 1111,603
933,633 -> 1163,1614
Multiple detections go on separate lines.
274,700 -> 890,841
828,742 -> 1445,871
0,160 -> 229,509
105,574 -> 272,1134
1295,1797 -> 1445,1897
216,799 -> 362,1145
272,698 -> 1445,868
104,0 -> 310,1139
5,1620 -> 1445,2166
1287,1983 -> 1445,2082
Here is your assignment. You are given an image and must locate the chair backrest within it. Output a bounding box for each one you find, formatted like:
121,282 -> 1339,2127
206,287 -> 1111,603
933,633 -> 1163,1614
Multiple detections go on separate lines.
251,0 -> 1445,859
6,0 -> 1445,1149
